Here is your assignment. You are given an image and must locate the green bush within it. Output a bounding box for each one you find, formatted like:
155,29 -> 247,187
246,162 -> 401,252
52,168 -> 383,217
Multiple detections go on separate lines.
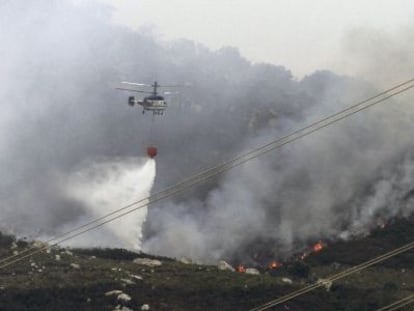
287,261 -> 310,278
383,281 -> 399,293
0,231 -> 15,248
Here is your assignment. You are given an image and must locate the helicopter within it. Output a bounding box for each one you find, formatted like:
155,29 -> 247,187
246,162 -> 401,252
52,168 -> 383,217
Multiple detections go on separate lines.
116,81 -> 179,115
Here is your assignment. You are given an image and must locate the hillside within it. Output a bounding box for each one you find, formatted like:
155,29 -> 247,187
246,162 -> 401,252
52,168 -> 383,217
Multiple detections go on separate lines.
1,217 -> 414,311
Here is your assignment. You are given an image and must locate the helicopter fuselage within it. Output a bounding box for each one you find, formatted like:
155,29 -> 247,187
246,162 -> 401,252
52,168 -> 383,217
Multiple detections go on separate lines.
128,95 -> 167,115
120,81 -> 178,116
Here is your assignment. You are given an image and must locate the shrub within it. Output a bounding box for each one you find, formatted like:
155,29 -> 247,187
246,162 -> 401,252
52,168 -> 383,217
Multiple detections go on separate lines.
0,231 -> 15,248
287,261 -> 310,278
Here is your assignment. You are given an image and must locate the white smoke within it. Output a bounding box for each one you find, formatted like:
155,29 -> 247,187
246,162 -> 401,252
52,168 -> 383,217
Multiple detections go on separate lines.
2,0 -> 414,264
144,83 -> 414,263
335,26 -> 414,87
63,158 -> 156,250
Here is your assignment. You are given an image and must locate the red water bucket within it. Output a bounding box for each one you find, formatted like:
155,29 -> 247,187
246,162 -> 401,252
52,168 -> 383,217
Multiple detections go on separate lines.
147,146 -> 158,158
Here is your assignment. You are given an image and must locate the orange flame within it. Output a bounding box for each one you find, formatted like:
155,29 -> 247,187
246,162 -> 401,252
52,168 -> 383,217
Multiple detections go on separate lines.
268,260 -> 282,270
312,242 -> 324,252
237,264 -> 246,273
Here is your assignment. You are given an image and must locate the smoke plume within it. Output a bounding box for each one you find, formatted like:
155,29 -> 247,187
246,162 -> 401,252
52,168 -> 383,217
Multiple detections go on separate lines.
63,158 -> 155,250
1,0 -> 414,263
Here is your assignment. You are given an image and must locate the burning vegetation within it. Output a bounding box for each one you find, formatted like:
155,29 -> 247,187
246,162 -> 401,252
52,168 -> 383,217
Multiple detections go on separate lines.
236,264 -> 246,273
312,241 -> 324,252
2,215 -> 414,310
235,240 -> 327,274
268,260 -> 282,270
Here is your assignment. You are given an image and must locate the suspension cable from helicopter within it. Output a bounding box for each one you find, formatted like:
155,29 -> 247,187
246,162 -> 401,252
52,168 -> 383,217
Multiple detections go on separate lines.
1,78 -> 414,271
150,112 -> 155,144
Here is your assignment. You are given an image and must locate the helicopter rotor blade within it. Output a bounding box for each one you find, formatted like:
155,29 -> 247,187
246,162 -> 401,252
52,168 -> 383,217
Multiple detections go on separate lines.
116,87 -> 151,93
121,81 -> 192,88
157,82 -> 192,88
121,81 -> 152,87
158,85 -> 185,88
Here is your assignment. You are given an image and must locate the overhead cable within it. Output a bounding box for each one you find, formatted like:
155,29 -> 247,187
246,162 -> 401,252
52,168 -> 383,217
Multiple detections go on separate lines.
1,78 -> 414,271
250,241 -> 414,310
376,294 -> 414,311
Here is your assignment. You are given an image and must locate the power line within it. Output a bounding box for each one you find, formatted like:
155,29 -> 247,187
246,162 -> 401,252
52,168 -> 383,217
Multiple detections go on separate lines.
1,78 -> 414,270
250,241 -> 414,310
376,294 -> 414,311
1,78 -> 413,268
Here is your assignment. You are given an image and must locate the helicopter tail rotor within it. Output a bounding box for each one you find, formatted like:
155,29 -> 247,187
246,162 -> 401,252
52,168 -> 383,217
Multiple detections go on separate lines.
128,96 -> 135,106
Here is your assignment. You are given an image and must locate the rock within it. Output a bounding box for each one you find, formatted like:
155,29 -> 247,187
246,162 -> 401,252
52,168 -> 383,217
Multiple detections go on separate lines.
65,249 -> 74,256
111,267 -> 122,272
120,278 -> 135,285
180,257 -> 192,264
130,274 -> 143,281
141,304 -> 150,310
105,290 -> 123,297
217,260 -> 235,272
70,263 -> 80,269
133,258 -> 162,267
117,293 -> 131,303
32,240 -> 48,249
245,268 -> 260,275
282,278 -> 293,284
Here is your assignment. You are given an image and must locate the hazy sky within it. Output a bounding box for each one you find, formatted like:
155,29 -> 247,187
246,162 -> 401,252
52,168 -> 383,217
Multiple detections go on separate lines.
98,0 -> 414,78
